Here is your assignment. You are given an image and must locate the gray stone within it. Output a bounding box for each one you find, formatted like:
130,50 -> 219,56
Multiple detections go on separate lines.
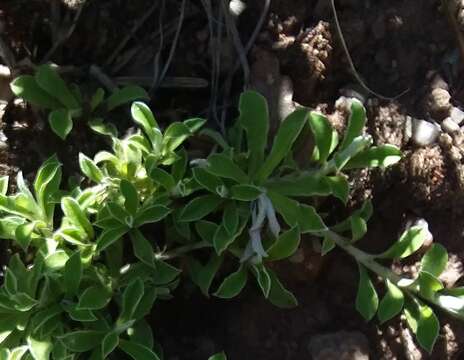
412,119 -> 440,146
441,117 -> 461,134
308,331 -> 370,360
451,106 -> 464,125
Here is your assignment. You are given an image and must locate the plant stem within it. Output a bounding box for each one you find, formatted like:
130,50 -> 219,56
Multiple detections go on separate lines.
156,240 -> 211,260
326,230 -> 464,321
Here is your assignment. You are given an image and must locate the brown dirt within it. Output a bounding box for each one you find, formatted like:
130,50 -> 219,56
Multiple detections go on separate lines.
2,0 -> 464,359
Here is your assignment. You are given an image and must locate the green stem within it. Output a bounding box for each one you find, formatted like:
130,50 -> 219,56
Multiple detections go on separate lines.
326,230 -> 464,321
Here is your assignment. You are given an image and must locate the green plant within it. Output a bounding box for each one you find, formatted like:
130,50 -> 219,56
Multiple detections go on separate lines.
10,65 -> 149,139
0,89 -> 461,359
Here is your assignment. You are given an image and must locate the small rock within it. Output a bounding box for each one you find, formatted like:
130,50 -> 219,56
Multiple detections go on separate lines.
441,117 -> 461,134
229,0 -> 246,18
412,119 -> 440,146
308,331 -> 370,360
451,106 -> 464,124
426,88 -> 452,121
438,133 -> 453,150
440,253 -> 463,288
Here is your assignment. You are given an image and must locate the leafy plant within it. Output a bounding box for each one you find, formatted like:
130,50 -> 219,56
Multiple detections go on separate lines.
10,64 -> 149,139
0,89 -> 461,359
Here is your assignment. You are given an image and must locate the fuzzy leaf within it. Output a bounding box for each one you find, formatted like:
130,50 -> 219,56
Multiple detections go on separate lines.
256,108 -> 308,181
79,153 -> 104,183
49,109 -> 73,140
106,86 -> 149,111
339,99 -> 366,151
35,64 -> 79,109
118,279 -> 144,324
61,197 -> 94,239
59,331 -> 104,353
120,179 -> 139,216
180,195 -> 223,222
214,266 -> 248,299
77,286 -> 111,310
355,264 -> 378,321
267,269 -> 298,308
10,75 -> 61,109
64,251 -> 82,295
192,167 -> 225,195
345,144 -> 402,170
102,331 -> 119,358
134,205 -> 171,227
309,111 -> 333,163
130,230 -> 155,267
230,184 -> 263,201
119,340 -> 160,360
207,154 -> 249,183
267,226 -> 300,261
239,90 -> 269,175
421,243 -> 448,278
378,280 -> 404,324
380,226 -> 427,259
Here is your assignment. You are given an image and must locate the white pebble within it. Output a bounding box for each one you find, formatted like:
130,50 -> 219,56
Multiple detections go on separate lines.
441,117 -> 461,134
412,119 -> 441,146
451,107 -> 464,125
229,0 -> 246,17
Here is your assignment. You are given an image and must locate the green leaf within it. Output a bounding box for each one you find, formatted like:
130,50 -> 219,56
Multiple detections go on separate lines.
405,300 -> 440,354
200,129 -> 230,150
321,234 -> 336,255
134,205 -> 171,227
59,331 -> 104,353
27,336 -> 53,360
208,352 -> 227,360
252,264 -> 271,298
267,226 -> 300,261
33,156 -> 61,222
64,251 -> 82,295
184,117 -> 206,133
230,184 -> 263,201
239,90 -> 269,175
130,229 -> 155,267
163,122 -> 193,152
179,195 -> 223,222
223,202 -> 238,235
0,176 -> 8,196
309,111 -> 333,163
267,269 -> 298,308
192,167 -> 225,195
345,145 -> 402,170
380,226 -> 427,259
339,99 -> 366,151
107,202 -> 132,226
326,176 -> 349,204
10,75 -> 61,109
297,205 -> 327,233
9,346 -> 28,360
119,281 -> 144,325
189,254 -> 223,296
63,303 -> 97,322
102,332 -> 119,358
421,243 -> 448,278
120,179 -> 139,216
48,109 -> 73,140
195,221 -> 218,245
213,225 -> 234,255
96,226 -> 129,252
119,340 -> 160,360
88,118 -> 118,137
14,222 -> 34,251
79,153 -> 104,183
378,280 -> 404,324
355,264 -> 378,321
256,109 -> 308,181
150,168 -> 175,190
207,154 -> 249,184
153,261 -> 181,285
131,102 -> 162,150
77,286 -> 111,310
418,271 -> 444,300
90,88 -> 105,111
214,266 -> 248,299
4,268 -> 17,295
61,197 -> 94,239
350,215 -> 367,242
106,86 -> 149,111
35,64 -> 79,109
132,287 -> 158,320
44,250 -> 69,270
30,304 -> 62,334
